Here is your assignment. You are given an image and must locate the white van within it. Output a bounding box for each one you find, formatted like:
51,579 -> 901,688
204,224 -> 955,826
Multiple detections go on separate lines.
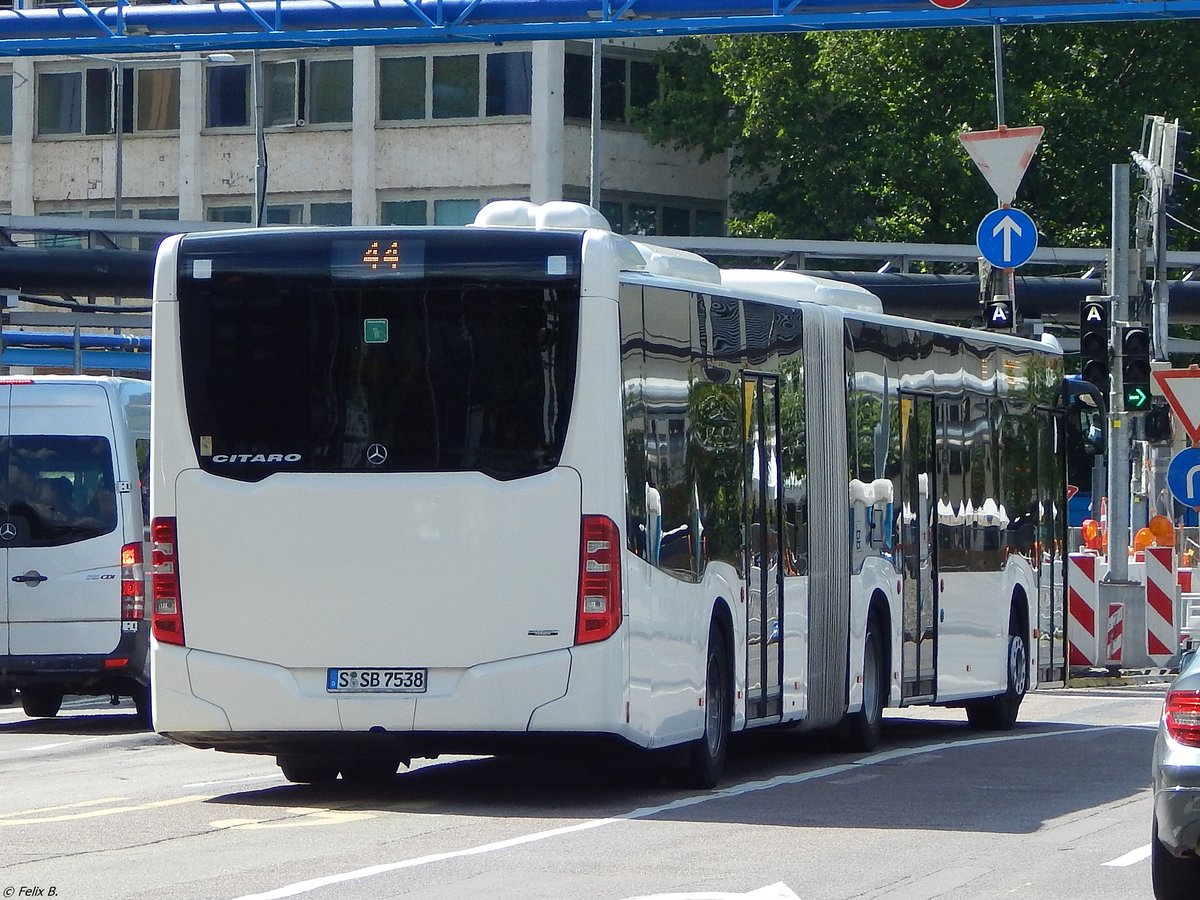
0,375 -> 151,723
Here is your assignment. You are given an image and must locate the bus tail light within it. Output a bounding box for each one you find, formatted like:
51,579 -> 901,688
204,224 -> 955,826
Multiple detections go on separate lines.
1164,689 -> 1200,748
576,515 -> 621,645
151,517 -> 185,646
120,541 -> 145,622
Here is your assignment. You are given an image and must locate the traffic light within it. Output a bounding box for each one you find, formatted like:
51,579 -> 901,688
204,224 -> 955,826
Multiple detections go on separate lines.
1079,297 -> 1110,398
1121,325 -> 1152,411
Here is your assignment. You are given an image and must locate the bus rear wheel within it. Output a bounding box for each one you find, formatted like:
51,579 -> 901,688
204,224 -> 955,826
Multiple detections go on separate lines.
277,755 -> 340,785
682,622 -> 731,789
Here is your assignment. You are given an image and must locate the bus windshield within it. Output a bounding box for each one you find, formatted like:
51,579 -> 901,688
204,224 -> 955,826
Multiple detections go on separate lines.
176,231 -> 581,482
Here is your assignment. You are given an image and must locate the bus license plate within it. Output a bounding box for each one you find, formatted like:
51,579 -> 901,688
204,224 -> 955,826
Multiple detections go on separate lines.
327,668 -> 427,693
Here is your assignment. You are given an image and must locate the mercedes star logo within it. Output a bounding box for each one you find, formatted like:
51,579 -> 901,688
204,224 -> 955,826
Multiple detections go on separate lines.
366,443 -> 388,466
0,522 -> 17,541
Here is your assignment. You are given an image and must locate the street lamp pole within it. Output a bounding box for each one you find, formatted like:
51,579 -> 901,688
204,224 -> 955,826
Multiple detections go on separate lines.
252,48 -> 266,227
113,61 -> 123,219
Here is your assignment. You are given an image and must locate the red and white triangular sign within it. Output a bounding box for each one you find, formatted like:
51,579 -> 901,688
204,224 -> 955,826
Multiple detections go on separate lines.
1154,368 -> 1200,444
959,125 -> 1044,206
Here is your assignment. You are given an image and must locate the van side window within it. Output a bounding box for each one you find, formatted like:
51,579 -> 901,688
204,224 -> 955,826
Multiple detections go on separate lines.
0,436 -> 118,547
136,437 -> 150,522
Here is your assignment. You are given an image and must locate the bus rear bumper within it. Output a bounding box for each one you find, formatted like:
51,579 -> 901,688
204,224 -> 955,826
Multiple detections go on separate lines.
152,642 -> 630,742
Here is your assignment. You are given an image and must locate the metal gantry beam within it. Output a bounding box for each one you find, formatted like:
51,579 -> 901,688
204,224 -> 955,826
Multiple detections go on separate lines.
1,0 -> 1200,57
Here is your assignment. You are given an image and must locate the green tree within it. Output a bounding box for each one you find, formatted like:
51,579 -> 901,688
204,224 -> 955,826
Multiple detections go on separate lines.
642,26 -> 1200,250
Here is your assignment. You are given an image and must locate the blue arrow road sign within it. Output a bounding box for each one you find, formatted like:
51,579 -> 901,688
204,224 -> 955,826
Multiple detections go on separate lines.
976,207 -> 1038,268
1168,447 -> 1200,506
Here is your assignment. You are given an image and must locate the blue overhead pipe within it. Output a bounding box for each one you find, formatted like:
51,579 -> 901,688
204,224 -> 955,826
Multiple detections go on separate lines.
0,347 -> 150,372
2,331 -> 150,350
1,0 -> 1198,55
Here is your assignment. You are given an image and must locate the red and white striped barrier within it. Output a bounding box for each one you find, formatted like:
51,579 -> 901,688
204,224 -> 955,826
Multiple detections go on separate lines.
1105,602 -> 1124,666
1145,547 -> 1178,666
1068,553 -> 1101,667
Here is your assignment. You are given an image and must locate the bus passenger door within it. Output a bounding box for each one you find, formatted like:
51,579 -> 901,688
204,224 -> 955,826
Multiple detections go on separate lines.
744,374 -> 784,722
899,393 -> 937,702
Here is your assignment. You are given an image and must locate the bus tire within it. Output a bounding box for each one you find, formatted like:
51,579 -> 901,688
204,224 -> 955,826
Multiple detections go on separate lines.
20,687 -> 63,719
132,682 -> 152,730
277,755 -> 340,785
840,612 -> 886,752
682,622 -> 732,789
965,610 -> 1028,731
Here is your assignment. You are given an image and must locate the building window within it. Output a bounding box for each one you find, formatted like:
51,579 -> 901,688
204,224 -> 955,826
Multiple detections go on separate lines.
695,209 -> 725,237
379,57 -> 426,121
628,204 -> 657,236
380,51 -> 529,123
599,201 -> 624,233
205,58 -> 352,129
133,68 -> 180,131
206,64 -> 250,128
485,52 -> 532,117
307,59 -> 353,124
662,207 -> 690,236
265,204 -> 303,225
433,199 -> 480,225
0,73 -> 13,137
311,202 -> 352,225
433,55 -> 479,119
37,69 -> 114,136
381,200 -> 427,225
207,205 -> 253,224
263,61 -> 298,126
564,50 -> 658,125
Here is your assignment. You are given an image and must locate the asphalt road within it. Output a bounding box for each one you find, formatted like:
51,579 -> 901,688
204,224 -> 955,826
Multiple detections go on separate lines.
0,684 -> 1167,900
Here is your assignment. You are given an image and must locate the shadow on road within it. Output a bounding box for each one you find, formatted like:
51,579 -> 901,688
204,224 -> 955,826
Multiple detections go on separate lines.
200,714 -> 1156,838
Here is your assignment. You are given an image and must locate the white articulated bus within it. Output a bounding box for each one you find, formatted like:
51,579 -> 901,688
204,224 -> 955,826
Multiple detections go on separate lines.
149,201 -> 1071,785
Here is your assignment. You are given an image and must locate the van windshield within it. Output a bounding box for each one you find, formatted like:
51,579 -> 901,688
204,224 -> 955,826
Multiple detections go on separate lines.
176,230 -> 582,482
0,436 -> 118,547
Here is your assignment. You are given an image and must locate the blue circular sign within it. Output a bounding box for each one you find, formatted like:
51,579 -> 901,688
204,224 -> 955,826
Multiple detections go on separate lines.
976,207 -> 1038,269
1168,447 -> 1200,507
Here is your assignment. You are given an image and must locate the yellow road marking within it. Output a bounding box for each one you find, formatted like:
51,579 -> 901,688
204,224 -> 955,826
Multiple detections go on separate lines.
0,795 -> 211,825
211,806 -> 378,830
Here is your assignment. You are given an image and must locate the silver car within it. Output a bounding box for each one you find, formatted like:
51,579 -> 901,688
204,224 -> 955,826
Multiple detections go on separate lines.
1152,648 -> 1200,900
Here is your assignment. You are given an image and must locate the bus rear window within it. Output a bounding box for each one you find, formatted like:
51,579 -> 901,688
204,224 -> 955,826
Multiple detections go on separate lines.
176,234 -> 581,482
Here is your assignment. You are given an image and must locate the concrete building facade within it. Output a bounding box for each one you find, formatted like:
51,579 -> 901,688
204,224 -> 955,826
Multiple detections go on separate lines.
0,39 -> 730,239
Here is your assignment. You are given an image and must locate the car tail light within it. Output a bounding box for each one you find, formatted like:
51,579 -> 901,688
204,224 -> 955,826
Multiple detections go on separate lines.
120,541 -> 145,622
576,515 -> 621,645
151,517 -> 185,646
1164,689 -> 1200,748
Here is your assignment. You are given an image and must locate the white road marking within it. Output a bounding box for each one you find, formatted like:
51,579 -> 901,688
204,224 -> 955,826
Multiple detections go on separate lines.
1102,844 -> 1151,867
183,774 -> 285,789
624,883 -> 801,900
230,723 -> 1138,900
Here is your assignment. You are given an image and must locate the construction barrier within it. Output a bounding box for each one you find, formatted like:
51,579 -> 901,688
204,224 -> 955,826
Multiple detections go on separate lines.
1145,547 -> 1178,666
1106,602 -> 1124,666
1068,553 -> 1101,667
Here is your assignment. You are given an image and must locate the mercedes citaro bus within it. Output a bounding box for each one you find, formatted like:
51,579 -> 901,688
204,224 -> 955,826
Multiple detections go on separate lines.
149,201 -> 1070,785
